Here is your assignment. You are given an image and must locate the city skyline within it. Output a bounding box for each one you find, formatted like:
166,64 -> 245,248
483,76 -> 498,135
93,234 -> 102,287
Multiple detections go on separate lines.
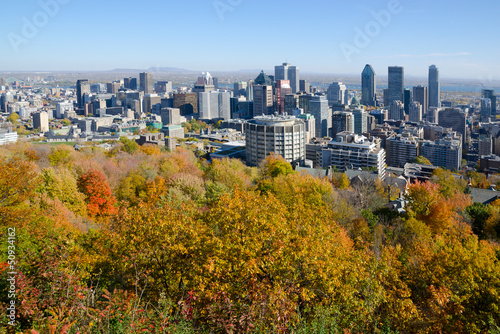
1,0 -> 499,81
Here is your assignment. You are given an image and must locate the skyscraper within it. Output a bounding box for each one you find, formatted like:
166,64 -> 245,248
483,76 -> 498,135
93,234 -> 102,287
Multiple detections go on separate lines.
413,85 -> 428,116
361,64 -> 376,106
140,72 -> 153,94
428,65 -> 440,108
438,108 -> 466,145
76,79 -> 90,108
352,108 -> 368,135
275,63 -> 300,94
404,89 -> 412,115
387,66 -> 404,106
482,89 -> 497,117
409,102 -> 423,122
309,95 -> 330,137
253,85 -> 273,116
327,82 -> 347,105
275,80 -> 292,114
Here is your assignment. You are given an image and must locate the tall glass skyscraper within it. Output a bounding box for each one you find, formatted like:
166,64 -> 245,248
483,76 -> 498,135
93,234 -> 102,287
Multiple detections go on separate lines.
387,66 -> 404,106
274,62 -> 299,94
428,65 -> 440,108
361,64 -> 376,106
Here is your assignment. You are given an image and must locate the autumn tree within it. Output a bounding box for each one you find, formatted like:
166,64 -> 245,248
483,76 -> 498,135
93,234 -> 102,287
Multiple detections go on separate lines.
77,169 -> 117,218
412,156 -> 432,165
259,153 -> 294,179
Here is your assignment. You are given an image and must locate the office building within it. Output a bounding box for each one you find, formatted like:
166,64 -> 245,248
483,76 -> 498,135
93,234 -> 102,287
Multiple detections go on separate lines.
387,66 -> 404,105
275,80 -> 292,114
309,95 -> 330,137
404,89 -> 412,115
438,108 -> 466,145
327,82 -> 348,105
298,113 -> 316,143
428,65 -> 440,108
253,85 -> 273,116
332,111 -> 354,137
140,72 -> 153,94
421,136 -> 462,170
76,79 -> 90,108
254,71 -> 273,86
173,93 -> 198,115
56,101 -> 74,119
275,62 -> 299,93
361,64 -> 376,106
194,72 -> 215,93
245,115 -> 306,167
482,89 -> 497,117
299,80 -> 311,93
161,108 -> 181,126
388,100 -> 404,120
143,94 -> 162,114
107,82 -> 121,95
409,101 -> 422,122
155,81 -> 173,94
284,94 -> 299,115
413,85 -> 428,116
299,94 -> 312,114
124,77 -> 138,90
33,111 -> 49,132
199,91 -> 231,120
481,98 -> 492,122
352,108 -> 367,135
234,81 -> 247,96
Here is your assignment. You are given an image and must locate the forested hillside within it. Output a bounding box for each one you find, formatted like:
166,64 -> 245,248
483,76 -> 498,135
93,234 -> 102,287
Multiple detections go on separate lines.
1,142 -> 500,333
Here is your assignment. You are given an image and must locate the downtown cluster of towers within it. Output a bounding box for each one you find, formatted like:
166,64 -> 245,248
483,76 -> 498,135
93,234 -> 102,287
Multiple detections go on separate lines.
361,64 -> 441,109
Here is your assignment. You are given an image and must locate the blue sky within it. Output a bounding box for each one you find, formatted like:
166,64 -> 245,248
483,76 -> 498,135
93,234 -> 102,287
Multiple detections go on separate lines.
1,0 -> 499,80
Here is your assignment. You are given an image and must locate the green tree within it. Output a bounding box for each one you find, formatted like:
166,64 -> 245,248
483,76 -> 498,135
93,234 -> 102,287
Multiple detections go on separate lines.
412,156 -> 432,165
7,113 -> 19,124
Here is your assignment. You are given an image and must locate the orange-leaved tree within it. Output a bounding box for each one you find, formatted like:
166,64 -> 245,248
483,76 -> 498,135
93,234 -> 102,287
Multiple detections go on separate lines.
77,169 -> 117,218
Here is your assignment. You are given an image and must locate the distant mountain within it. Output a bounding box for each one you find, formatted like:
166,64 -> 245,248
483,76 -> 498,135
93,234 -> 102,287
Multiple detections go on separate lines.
146,67 -> 196,73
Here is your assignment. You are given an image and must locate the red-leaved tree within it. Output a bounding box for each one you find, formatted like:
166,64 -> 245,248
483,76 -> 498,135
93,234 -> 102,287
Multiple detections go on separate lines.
77,169 -> 117,218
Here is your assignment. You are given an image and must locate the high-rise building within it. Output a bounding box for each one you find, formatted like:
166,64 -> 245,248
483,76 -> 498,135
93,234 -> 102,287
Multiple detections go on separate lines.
387,134 -> 420,167
421,136 -> 462,170
254,71 -> 272,86
481,98 -> 492,122
33,111 -> 49,132
327,82 -> 348,105
245,115 -> 306,167
309,95 -> 330,138
234,81 -> 247,96
173,93 -> 198,115
161,108 -> 181,126
352,108 -> 367,135
140,72 -> 153,94
124,77 -> 138,90
409,101 -> 423,122
106,82 -> 121,95
404,89 -> 412,115
332,111 -> 354,137
284,94 -> 299,115
299,80 -> 311,93
253,85 -> 274,116
274,62 -> 299,93
482,89 -> 497,117
199,91 -> 231,120
387,66 -> 404,106
155,81 -> 173,94
194,72 -> 215,93
361,64 -> 376,106
389,100 -> 404,120
76,79 -> 90,108
438,108 -> 466,145
413,85 -> 428,116
275,80 -> 292,114
428,65 -> 440,108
